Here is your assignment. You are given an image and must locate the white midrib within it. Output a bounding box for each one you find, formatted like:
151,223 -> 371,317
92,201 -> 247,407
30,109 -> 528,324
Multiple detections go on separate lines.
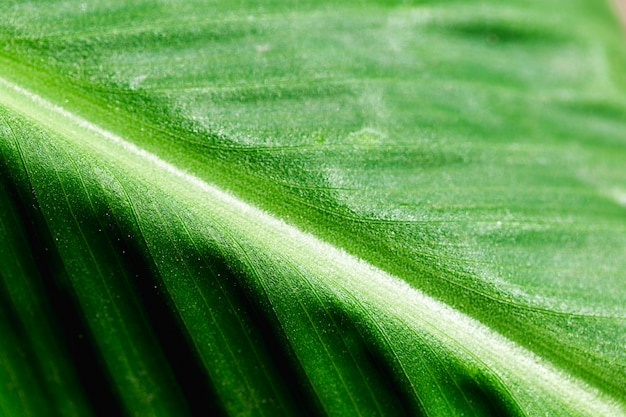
1,74 -> 623,416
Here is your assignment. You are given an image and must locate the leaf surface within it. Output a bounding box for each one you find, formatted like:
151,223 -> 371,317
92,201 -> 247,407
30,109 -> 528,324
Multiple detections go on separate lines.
1,0 -> 625,416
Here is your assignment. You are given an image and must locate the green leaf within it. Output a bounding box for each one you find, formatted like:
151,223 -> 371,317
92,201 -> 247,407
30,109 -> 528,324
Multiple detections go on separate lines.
1,0 -> 625,416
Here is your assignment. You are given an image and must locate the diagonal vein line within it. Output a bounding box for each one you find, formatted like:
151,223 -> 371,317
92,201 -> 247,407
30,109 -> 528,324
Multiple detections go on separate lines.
1,73 -> 624,417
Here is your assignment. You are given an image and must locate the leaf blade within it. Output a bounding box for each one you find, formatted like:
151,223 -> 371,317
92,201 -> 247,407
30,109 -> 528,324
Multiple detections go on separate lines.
1,0 -> 626,415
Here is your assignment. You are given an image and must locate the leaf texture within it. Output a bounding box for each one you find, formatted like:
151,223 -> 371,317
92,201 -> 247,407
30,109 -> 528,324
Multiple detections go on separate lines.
1,0 -> 626,416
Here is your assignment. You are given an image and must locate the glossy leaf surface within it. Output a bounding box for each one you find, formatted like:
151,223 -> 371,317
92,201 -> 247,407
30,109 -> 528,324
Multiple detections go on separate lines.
1,0 -> 625,416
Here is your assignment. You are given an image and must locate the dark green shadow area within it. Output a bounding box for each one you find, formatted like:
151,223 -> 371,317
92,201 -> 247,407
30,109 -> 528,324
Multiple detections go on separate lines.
0,152 -> 121,417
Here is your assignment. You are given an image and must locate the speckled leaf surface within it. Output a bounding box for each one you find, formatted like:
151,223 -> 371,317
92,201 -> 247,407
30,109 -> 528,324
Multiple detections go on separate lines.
1,0 -> 625,416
